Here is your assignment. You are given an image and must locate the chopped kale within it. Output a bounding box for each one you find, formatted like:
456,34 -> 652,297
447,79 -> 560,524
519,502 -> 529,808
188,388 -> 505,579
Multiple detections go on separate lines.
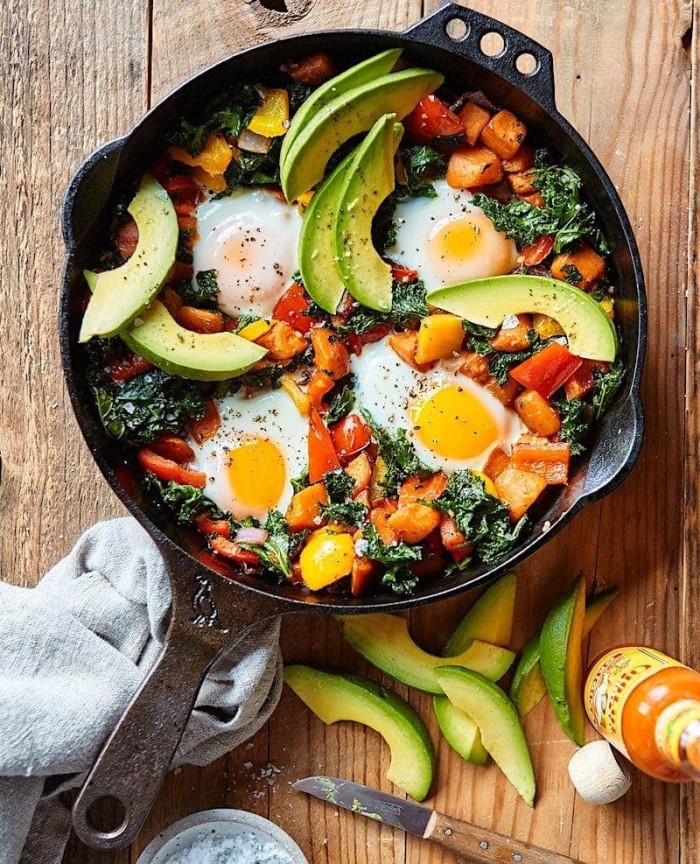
291,471 -> 309,494
177,269 -> 219,309
473,155 -> 608,254
87,346 -> 206,445
168,83 -> 262,155
463,321 -> 498,339
218,138 -> 282,193
555,397 -> 592,456
401,145 -> 447,198
323,468 -> 354,503
241,510 -> 293,581
143,477 -> 205,525
363,524 -> 422,596
214,363 -> 285,398
592,362 -> 625,419
563,263 -> 583,286
326,377 -> 355,424
232,313 -> 259,334
340,279 -> 428,335
321,500 -> 368,525
362,412 -> 430,496
432,470 -> 528,564
288,81 -> 313,113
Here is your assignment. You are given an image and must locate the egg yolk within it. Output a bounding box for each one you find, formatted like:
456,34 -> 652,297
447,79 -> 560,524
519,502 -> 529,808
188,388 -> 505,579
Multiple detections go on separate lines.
413,385 -> 499,459
226,439 -> 286,512
427,212 -> 516,282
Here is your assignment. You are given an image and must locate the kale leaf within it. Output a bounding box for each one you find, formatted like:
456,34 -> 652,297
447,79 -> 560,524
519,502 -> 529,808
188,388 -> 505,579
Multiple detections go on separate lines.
143,477 -> 205,525
432,470 -> 528,564
363,523 -> 422,596
168,83 -> 262,155
592,363 -> 625,419
321,500 -> 368,525
177,269 -> 219,309
323,468 -> 354,503
401,145 -> 447,198
555,397 -> 592,456
291,471 -> 309,494
473,155 -> 608,254
218,138 -> 282,193
241,510 -> 293,581
340,279 -> 428,335
326,377 -> 355,424
362,412 -> 430,496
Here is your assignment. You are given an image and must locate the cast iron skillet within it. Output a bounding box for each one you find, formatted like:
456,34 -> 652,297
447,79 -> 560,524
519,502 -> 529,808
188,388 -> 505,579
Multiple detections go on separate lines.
61,3 -> 646,850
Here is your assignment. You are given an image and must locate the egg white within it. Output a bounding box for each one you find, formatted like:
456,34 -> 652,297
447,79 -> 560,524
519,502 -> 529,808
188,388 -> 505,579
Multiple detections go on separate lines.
387,179 -> 517,292
188,388 -> 308,520
351,337 -> 523,473
192,189 -> 302,319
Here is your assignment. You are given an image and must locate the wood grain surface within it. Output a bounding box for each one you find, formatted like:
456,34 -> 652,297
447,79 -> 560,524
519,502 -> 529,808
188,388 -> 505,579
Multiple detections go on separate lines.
0,1 -> 697,862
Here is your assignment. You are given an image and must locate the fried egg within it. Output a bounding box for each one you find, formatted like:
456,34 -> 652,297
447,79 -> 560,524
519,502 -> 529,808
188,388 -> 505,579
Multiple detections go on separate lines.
192,189 -> 302,318
188,388 -> 308,520
351,337 -> 523,472
388,179 -> 517,292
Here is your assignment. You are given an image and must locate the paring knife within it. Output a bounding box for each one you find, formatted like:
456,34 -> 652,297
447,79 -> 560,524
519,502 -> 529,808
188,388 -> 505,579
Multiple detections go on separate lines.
293,776 -> 580,864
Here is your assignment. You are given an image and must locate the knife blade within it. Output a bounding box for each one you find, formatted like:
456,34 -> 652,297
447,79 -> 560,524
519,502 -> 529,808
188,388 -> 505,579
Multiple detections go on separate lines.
293,776 -> 580,864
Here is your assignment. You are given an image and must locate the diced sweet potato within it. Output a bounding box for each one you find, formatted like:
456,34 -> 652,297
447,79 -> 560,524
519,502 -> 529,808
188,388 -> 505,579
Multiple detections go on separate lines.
521,191 -> 545,208
411,529 -> 446,577
283,52 -> 335,87
306,370 -> 335,410
532,313 -> 564,340
483,446 -> 510,481
512,440 -> 570,485
457,350 -> 491,385
485,376 -> 519,407
351,555 -> 379,597
162,286 -> 184,316
188,399 -> 220,444
354,489 -> 371,509
489,314 -> 532,352
507,170 -> 537,196
502,145 -> 535,173
388,502 -> 441,544
388,331 -> 433,371
494,467 -> 548,520
439,514 -> 473,563
459,101 -> 491,146
399,472 -> 448,504
446,146 -> 503,189
370,499 -> 399,545
286,483 -> 328,532
480,110 -> 527,160
345,452 -> 372,496
515,389 -> 562,437
175,305 -> 225,334
310,326 -> 350,380
256,320 -> 307,360
550,244 -> 605,289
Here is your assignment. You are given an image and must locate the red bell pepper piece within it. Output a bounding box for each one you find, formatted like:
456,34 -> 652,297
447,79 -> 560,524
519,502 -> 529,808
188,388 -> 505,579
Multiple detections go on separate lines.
347,323 -> 392,356
404,96 -> 465,146
308,408 -> 341,482
273,281 -> 317,334
564,359 -> 609,401
162,174 -> 204,211
137,448 -> 207,488
150,434 -> 195,464
522,234 -> 554,267
210,536 -> 260,565
188,399 -> 221,445
195,513 -> 232,538
389,261 -> 419,283
509,342 -> 583,399
330,413 -> 371,462
107,352 -> 153,383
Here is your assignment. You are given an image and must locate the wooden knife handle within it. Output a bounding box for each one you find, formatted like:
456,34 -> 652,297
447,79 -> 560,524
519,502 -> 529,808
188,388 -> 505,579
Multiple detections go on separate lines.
425,811 -> 581,864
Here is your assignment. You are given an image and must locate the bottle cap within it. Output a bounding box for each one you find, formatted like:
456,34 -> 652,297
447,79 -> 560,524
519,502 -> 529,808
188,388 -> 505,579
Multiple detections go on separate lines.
568,740 -> 632,804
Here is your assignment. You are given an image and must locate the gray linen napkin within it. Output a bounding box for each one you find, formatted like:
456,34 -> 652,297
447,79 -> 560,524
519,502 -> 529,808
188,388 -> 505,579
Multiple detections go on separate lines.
0,517 -> 282,864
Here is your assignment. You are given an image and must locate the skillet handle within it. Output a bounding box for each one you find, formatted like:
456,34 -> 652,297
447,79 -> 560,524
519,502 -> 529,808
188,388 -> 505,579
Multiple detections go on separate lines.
71,564 -> 283,851
404,3 -> 557,111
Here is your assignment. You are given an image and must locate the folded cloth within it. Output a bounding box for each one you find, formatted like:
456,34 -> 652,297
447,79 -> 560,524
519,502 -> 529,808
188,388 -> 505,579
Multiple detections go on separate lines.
0,517 -> 282,864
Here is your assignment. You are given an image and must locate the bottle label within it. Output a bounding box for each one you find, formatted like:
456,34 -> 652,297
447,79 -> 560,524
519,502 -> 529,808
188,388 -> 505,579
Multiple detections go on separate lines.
655,700 -> 700,767
584,647 -> 686,757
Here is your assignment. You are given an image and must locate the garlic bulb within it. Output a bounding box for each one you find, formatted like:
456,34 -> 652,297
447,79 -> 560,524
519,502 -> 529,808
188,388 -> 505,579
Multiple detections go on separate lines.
568,740 -> 632,804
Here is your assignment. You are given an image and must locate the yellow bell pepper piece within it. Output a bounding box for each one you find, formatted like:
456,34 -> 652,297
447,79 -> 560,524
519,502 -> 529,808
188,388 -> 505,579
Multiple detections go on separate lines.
599,296 -> 614,319
296,190 -> 315,209
237,319 -> 272,341
280,373 -> 310,416
247,88 -> 290,138
415,314 -> 465,364
191,166 -> 228,193
300,526 -> 354,591
474,470 -> 498,499
168,133 -> 233,175
532,312 -> 564,339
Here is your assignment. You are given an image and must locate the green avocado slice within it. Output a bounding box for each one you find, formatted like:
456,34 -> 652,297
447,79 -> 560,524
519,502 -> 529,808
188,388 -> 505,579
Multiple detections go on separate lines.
120,300 -> 267,381
432,695 -> 488,765
436,666 -> 536,806
443,571 -> 517,656
339,613 -> 514,693
298,151 -> 355,313
333,114 -> 403,312
428,274 -> 617,362
281,67 -> 443,202
284,665 -> 435,801
79,175 -> 178,342
280,48 -> 402,168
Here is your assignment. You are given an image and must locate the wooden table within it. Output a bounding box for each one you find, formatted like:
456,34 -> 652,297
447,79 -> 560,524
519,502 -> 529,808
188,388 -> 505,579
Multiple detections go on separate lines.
2,0 -> 698,861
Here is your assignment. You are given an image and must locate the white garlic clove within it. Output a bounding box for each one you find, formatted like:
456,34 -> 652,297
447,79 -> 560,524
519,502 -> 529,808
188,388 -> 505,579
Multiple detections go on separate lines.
568,740 -> 632,804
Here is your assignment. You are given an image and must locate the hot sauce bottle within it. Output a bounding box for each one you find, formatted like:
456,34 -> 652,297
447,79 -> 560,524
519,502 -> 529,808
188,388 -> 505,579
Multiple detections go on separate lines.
585,647 -> 700,782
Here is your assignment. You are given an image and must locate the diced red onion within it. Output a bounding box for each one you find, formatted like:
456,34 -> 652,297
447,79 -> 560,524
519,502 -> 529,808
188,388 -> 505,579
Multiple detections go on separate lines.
237,128 -> 272,154
234,526 -> 269,544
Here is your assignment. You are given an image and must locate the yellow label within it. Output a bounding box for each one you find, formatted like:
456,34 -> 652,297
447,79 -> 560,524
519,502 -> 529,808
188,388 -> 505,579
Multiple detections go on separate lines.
584,647 -> 686,757
655,701 -> 700,766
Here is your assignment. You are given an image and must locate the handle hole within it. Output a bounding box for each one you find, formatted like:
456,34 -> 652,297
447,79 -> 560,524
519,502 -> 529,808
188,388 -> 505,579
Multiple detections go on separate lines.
515,52 -> 539,76
445,17 -> 469,42
86,796 -> 128,837
479,31 -> 506,58
259,0 -> 288,10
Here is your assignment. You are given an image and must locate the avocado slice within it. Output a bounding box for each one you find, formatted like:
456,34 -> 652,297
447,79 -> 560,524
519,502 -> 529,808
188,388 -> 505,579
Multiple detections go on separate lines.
120,300 -> 267,381
280,48 -> 402,168
333,115 -> 403,312
284,664 -> 434,801
79,175 -> 178,342
281,67 -> 443,202
443,571 -> 516,656
432,695 -> 488,765
436,667 -> 536,806
298,151 -> 354,313
510,586 -> 618,718
428,275 -> 617,362
539,576 -> 587,744
338,613 -> 514,693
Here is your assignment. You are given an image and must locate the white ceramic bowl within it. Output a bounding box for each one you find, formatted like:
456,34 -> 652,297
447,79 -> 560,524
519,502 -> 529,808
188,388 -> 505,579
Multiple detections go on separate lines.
136,808 -> 308,864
